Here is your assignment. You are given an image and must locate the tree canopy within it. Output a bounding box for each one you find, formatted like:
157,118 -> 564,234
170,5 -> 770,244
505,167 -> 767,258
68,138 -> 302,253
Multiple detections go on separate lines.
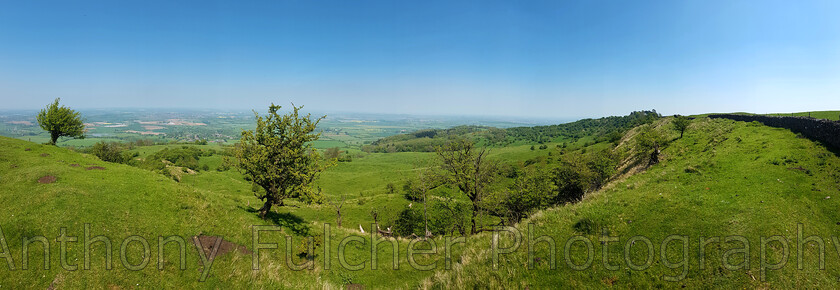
672,115 -> 691,138
36,98 -> 85,145
233,104 -> 329,219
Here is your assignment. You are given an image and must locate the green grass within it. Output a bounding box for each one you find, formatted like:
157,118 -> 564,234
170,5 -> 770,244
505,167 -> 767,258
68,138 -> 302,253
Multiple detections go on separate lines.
768,110 -> 840,121
2,115 -> 840,288
690,110 -> 840,121
425,117 -> 840,288
0,137 -> 463,288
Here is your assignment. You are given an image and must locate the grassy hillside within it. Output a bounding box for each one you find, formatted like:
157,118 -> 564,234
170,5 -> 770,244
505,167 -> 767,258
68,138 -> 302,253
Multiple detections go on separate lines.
424,117 -> 840,288
2,115 -> 840,288
0,137 -> 465,288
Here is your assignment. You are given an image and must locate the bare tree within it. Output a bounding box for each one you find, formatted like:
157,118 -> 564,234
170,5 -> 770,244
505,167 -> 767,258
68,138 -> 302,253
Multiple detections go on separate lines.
413,170 -> 439,239
435,138 -> 496,235
328,195 -> 346,227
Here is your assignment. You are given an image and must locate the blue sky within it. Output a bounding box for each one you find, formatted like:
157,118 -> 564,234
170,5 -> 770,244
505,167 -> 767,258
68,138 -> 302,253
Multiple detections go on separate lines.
1,0 -> 839,119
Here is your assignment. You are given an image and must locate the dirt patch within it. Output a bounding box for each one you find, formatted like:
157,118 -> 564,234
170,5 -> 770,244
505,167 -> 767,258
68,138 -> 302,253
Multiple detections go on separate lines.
40,153 -> 50,157
85,166 -> 106,170
38,176 -> 57,184
10,164 -> 17,169
70,164 -> 80,167
24,148 -> 31,151
47,273 -> 64,290
192,235 -> 252,258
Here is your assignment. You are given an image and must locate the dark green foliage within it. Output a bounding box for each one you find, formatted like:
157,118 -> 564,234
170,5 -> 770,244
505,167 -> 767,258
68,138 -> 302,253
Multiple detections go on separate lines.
494,168 -> 557,224
552,159 -> 592,203
392,207 -> 423,236
142,146 -> 204,170
573,218 -> 596,235
90,141 -> 135,164
507,110 -> 660,143
363,125 -> 494,153
361,111 -> 660,153
36,98 -> 85,145
385,182 -> 396,195
402,179 -> 423,201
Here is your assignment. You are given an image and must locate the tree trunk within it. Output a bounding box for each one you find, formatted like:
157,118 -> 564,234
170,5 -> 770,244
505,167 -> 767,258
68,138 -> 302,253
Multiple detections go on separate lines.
470,203 -> 478,235
649,143 -> 661,166
50,132 -> 59,145
423,191 -> 429,238
258,200 -> 273,219
336,210 -> 342,227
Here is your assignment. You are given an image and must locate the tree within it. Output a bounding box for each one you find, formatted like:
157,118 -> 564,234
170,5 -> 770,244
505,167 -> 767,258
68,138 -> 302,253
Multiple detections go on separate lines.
37,98 -> 85,145
497,168 -> 556,224
435,138 -> 496,235
552,158 -> 592,203
634,125 -> 665,166
90,141 -> 129,163
671,115 -> 690,138
324,147 -> 341,160
328,195 -> 346,227
233,104 -> 330,219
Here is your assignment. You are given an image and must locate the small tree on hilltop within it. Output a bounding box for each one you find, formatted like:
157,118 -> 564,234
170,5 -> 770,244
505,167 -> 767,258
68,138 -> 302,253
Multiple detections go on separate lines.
37,98 -> 85,145
233,104 -> 330,219
671,115 -> 690,138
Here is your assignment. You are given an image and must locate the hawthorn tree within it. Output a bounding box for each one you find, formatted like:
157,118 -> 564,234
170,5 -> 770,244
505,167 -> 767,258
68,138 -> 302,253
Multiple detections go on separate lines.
672,115 -> 690,138
37,98 -> 85,145
233,104 -> 330,219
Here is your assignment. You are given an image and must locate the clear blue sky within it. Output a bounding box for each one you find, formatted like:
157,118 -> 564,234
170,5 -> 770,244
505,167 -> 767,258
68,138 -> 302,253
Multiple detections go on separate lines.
1,0 -> 839,119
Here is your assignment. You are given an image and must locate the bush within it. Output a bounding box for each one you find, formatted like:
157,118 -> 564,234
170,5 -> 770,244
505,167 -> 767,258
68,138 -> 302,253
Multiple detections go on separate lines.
633,125 -> 666,165
402,179 -> 423,202
552,158 -> 593,203
142,146 -> 203,170
494,168 -> 556,224
90,141 -> 133,163
392,207 -> 423,237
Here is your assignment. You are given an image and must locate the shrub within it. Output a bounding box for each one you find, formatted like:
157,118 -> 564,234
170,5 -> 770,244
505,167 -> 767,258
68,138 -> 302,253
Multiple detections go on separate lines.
91,141 -> 131,163
552,158 -> 593,203
402,179 -> 423,201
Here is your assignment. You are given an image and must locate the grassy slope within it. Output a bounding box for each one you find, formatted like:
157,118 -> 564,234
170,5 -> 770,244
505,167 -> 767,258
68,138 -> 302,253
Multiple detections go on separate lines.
3,116 -> 840,288
425,117 -> 840,288
0,137 -> 461,288
691,110 -> 840,121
